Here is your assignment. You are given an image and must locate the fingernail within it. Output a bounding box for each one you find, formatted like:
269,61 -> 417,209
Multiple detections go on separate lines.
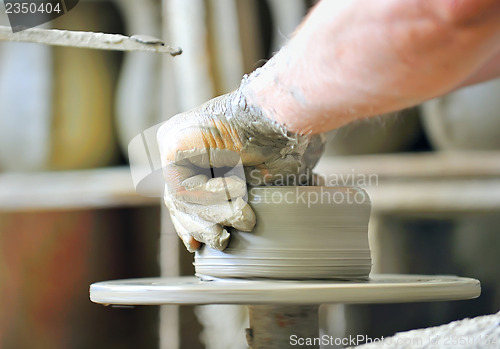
187,237 -> 201,252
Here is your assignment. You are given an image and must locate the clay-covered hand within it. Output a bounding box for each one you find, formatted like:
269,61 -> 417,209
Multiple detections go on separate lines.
157,79 -> 325,252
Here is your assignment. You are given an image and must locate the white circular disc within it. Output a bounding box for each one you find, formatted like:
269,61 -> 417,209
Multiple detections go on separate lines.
90,274 -> 480,306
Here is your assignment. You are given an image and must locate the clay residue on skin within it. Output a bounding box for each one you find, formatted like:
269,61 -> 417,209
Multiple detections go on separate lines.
229,86 -> 325,184
179,175 -> 246,203
157,76 -> 326,252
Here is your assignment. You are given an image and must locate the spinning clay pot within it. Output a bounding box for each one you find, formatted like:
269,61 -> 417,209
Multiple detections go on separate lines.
195,186 -> 372,280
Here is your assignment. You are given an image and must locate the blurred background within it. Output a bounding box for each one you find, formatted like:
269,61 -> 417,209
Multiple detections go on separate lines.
0,0 -> 499,348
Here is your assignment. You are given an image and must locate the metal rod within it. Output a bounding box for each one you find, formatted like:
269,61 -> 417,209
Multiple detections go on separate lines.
247,305 -> 320,349
0,25 -> 181,56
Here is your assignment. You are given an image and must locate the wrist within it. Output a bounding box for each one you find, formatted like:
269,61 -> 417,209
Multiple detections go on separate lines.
239,1 -> 351,135
240,50 -> 310,134
231,80 -> 291,140
230,80 -> 314,165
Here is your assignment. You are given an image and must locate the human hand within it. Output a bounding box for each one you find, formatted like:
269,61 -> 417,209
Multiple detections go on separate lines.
157,80 -> 325,252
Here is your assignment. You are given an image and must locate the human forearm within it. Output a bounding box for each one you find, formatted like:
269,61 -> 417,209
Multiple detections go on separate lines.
243,0 -> 500,134
459,48 -> 500,87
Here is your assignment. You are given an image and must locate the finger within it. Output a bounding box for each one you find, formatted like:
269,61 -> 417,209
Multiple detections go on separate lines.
173,210 -> 230,251
175,148 -> 245,169
165,195 -> 203,252
164,162 -> 247,203
174,197 -> 256,232
157,111 -> 244,166
163,163 -> 196,193
169,212 -> 202,252
220,199 -> 256,232
179,175 -> 247,204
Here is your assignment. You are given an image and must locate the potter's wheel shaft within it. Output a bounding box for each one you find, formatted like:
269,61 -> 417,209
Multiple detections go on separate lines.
247,305 -> 319,349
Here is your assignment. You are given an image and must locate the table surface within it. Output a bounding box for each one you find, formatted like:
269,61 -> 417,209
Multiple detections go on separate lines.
90,274 -> 480,306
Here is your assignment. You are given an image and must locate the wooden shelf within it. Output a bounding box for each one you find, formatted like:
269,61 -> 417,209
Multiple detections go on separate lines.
1,152 -> 499,213
0,167 -> 159,212
316,151 -> 500,214
315,151 -> 500,179
366,179 -> 500,214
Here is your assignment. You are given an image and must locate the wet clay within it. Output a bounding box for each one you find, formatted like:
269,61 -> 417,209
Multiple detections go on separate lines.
195,186 -> 372,280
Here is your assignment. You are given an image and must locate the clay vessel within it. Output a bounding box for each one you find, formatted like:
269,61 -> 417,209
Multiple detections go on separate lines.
195,186 -> 372,280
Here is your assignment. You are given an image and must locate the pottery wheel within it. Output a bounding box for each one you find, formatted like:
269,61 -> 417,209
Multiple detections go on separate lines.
90,274 -> 480,305
89,186 -> 482,348
90,274 -> 480,348
89,187 -> 481,348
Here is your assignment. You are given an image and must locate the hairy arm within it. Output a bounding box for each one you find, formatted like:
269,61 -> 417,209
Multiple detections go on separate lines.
459,48 -> 500,87
243,0 -> 500,134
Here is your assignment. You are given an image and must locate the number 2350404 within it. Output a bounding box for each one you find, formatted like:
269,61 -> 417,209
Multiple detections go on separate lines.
5,2 -> 61,14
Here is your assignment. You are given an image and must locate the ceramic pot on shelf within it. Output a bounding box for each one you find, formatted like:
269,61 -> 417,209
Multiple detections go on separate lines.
421,78 -> 500,151
323,108 -> 422,156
